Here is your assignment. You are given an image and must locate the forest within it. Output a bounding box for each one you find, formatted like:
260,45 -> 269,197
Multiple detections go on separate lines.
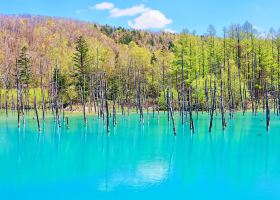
0,14 -> 279,132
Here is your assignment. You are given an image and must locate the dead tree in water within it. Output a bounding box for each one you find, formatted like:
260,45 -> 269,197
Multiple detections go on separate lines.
152,69 -> 156,118
16,60 -> 20,128
100,72 -> 105,122
5,86 -> 8,118
0,93 -> 2,113
82,71 -> 87,126
209,65 -> 217,133
40,63 -> 45,120
220,63 -> 226,130
2,76 -> 9,118
120,77 -> 126,116
48,68 -> 54,116
195,72 -> 199,118
201,36 -> 209,113
33,90 -> 41,132
126,67 -> 131,116
277,44 -> 280,115
227,59 -> 234,118
236,27 -> 245,114
188,41 -> 195,133
224,29 -> 233,119
175,71 -> 180,115
54,66 -> 60,127
96,48 -> 99,109
181,50 -> 185,124
137,69 -> 144,124
162,62 -> 166,114
133,67 -> 138,114
19,79 -> 25,123
265,82 -> 270,131
167,84 -> 170,122
167,73 -> 176,135
250,32 -> 256,114
113,93 -> 117,127
90,64 -> 97,113
104,74 -> 110,132
187,86 -> 195,134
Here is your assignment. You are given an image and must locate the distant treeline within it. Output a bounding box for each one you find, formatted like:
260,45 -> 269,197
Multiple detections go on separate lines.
0,15 -> 279,132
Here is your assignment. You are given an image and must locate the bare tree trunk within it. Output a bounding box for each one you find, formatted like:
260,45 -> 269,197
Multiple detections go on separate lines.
162,62 -> 166,114
104,74 -> 110,133
16,60 -> 20,128
113,93 -> 117,127
40,63 -> 45,120
5,85 -> 8,118
82,72 -> 87,126
265,82 -> 270,131
33,90 -> 41,132
237,30 -> 244,114
188,87 -> 195,134
195,72 -> 199,118
90,65 -> 97,114
181,50 -> 185,124
126,67 -> 130,116
277,45 -> 280,115
0,93 -> 2,114
220,63 -> 226,130
167,74 -> 176,135
152,69 -> 155,118
54,66 -> 60,127
137,69 -> 144,124
209,67 -> 217,133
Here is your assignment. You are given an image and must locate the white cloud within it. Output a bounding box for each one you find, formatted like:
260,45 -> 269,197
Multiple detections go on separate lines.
92,2 -> 173,30
110,4 -> 150,18
128,10 -> 172,30
164,28 -> 177,34
94,2 -> 114,10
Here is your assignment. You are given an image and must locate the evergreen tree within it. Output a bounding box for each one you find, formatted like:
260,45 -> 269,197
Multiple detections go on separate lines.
17,46 -> 32,108
72,35 -> 89,125
18,46 -> 31,89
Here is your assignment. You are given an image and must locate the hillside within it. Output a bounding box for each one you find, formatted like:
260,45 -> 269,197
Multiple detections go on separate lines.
0,14 -> 279,114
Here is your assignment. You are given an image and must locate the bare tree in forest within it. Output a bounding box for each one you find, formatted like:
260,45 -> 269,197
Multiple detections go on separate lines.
40,62 -> 45,120
265,82 -> 270,131
236,26 -> 245,114
181,50 -> 185,124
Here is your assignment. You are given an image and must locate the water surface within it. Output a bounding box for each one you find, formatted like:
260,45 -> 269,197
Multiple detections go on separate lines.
0,112 -> 280,200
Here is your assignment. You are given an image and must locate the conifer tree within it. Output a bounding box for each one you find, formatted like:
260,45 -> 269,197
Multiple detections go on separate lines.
72,36 -> 89,125
17,46 -> 32,109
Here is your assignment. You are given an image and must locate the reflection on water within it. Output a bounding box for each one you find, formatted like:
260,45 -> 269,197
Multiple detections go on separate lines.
99,160 -> 168,192
0,112 -> 280,199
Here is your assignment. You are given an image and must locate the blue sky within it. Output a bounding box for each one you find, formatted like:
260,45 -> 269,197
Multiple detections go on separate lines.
0,0 -> 279,34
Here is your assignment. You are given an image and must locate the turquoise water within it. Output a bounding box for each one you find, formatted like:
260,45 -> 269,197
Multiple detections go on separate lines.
0,112 -> 280,200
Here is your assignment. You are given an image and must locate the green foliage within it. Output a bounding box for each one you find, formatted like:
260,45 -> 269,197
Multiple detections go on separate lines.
17,46 -> 32,88
72,36 -> 90,96
53,67 -> 68,100
0,16 -> 279,110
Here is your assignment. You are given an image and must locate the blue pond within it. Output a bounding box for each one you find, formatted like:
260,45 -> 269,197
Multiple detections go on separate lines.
0,112 -> 280,200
